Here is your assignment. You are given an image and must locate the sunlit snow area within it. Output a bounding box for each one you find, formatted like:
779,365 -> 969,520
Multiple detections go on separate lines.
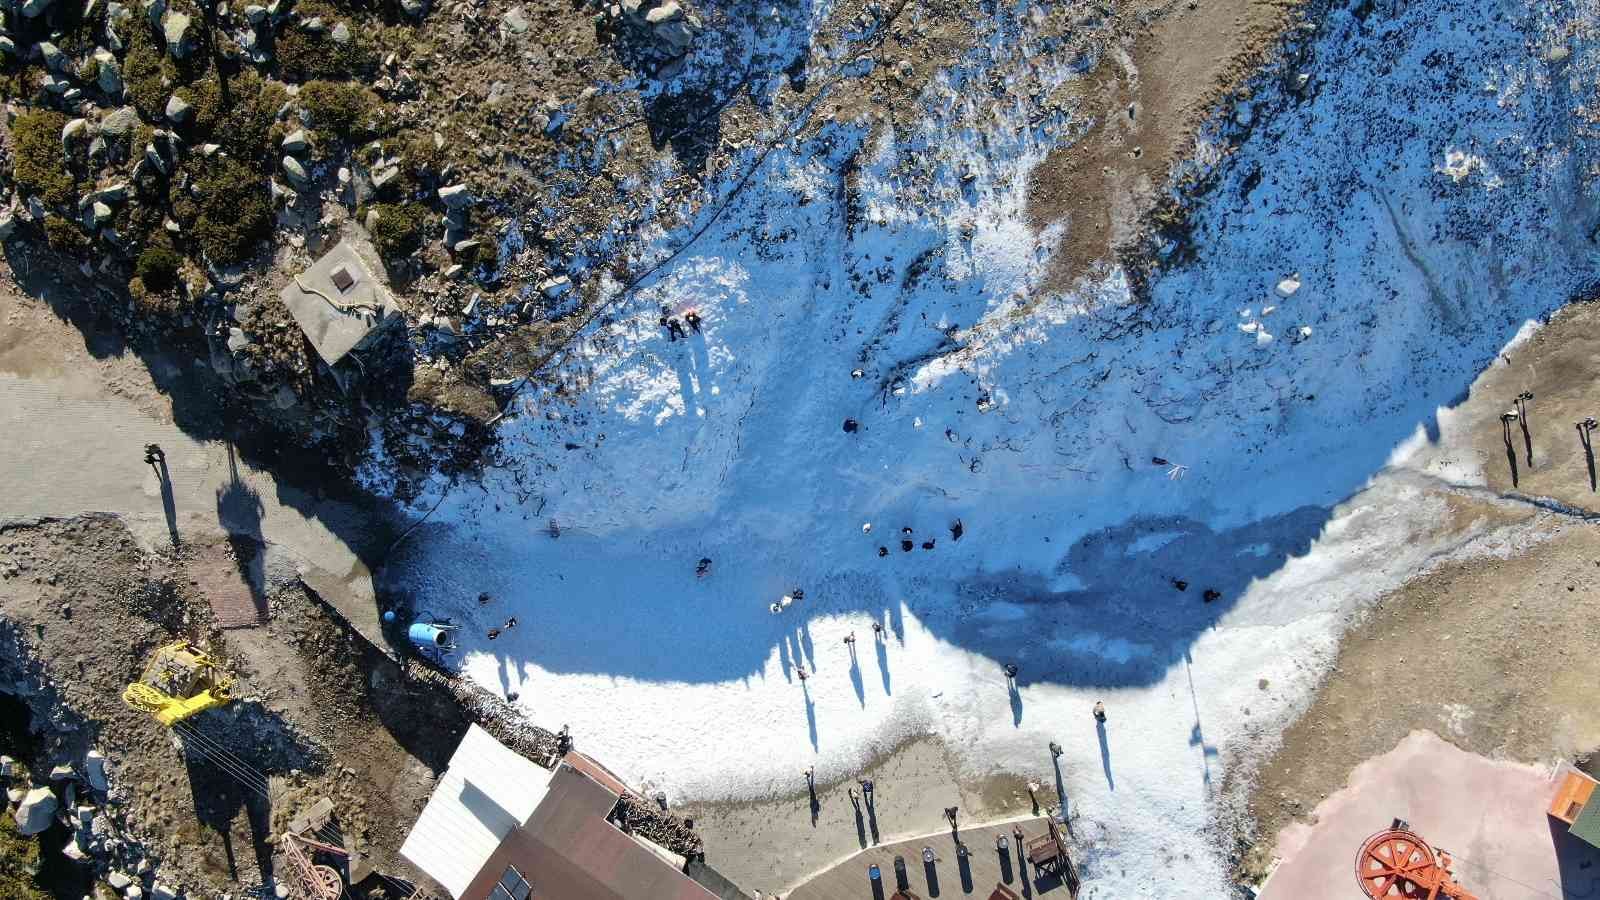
382,0 -> 1600,893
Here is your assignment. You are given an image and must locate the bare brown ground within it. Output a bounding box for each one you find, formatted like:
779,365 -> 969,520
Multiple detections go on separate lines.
1028,0 -> 1308,291
1238,300 -> 1600,880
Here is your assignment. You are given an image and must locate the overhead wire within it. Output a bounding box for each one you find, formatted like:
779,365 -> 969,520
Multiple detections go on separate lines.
171,722 -> 428,899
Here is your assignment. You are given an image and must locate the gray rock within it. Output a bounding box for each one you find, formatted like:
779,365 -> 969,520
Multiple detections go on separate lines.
452,238 -> 480,254
107,872 -> 133,890
144,143 -> 168,175
162,10 -> 192,57
0,37 -> 16,58
437,183 -> 470,208
226,327 -> 252,352
644,1 -> 679,23
125,888 -> 143,900
88,136 -> 108,161
0,755 -> 13,776
301,15 -> 323,31
37,41 -> 67,71
399,0 -> 425,18
14,787 -> 57,835
84,751 -> 108,791
49,763 -> 75,781
621,0 -> 642,16
281,155 -> 308,184
165,94 -> 192,122
21,0 -> 55,19
101,106 -> 140,136
330,20 -> 349,43
200,142 -> 220,155
61,118 -> 88,147
94,183 -> 129,204
42,74 -> 70,94
654,19 -> 694,50
280,129 -> 308,153
500,5 -> 528,33
369,166 -> 400,193
539,275 -> 571,297
243,3 -> 265,21
270,179 -> 294,205
0,213 -> 11,240
90,200 -> 112,226
96,52 -> 123,94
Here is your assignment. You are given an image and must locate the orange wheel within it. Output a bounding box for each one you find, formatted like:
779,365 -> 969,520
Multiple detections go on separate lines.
310,864 -> 343,900
1355,829 -> 1442,899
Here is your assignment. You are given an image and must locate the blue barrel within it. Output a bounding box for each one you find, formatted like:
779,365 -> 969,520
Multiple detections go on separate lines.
409,622 -> 451,649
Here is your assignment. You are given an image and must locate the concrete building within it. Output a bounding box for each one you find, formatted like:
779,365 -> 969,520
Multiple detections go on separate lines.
400,725 -> 717,900
277,238 -> 400,369
1549,764 -> 1600,848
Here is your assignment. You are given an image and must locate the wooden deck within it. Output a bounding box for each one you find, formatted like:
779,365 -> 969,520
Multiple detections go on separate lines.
786,815 -> 1076,900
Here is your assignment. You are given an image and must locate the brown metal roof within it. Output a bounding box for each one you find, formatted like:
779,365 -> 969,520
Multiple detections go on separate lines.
459,764 -> 716,900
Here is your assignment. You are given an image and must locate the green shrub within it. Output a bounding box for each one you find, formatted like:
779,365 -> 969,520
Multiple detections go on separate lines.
122,24 -> 174,120
275,17 -> 375,81
135,244 -> 183,292
11,110 -> 75,207
297,80 -> 383,142
0,815 -> 49,900
367,201 -> 428,258
217,73 -> 291,162
184,158 -> 272,264
42,215 -> 88,253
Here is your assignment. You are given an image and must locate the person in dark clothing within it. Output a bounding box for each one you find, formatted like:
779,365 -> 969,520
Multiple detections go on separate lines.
660,315 -> 686,341
921,539 -> 935,550
696,557 -> 713,577
878,546 -> 889,557
842,418 -> 859,433
504,617 -> 518,629
872,621 -> 884,639
478,592 -> 493,605
1203,588 -> 1221,603
1003,663 -> 1019,681
1049,741 -> 1063,758
143,443 -> 164,468
901,539 -> 914,552
685,310 -> 703,333
488,628 -> 501,640
1172,579 -> 1188,591
950,519 -> 964,541
1093,701 -> 1107,722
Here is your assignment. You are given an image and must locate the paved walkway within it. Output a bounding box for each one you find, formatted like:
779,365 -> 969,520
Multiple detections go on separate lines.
0,371 -> 394,648
787,814 -> 1075,900
1263,731 -> 1600,900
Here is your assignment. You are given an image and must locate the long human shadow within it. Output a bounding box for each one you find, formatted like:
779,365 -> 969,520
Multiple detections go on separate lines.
849,645 -> 865,707
850,792 -> 867,848
876,637 -> 892,696
1009,680 -> 1023,727
1578,423 -> 1595,491
924,857 -> 941,896
1504,417 -> 1521,487
803,681 -> 818,751
865,794 -> 881,845
152,453 -> 180,547
1097,720 -> 1114,791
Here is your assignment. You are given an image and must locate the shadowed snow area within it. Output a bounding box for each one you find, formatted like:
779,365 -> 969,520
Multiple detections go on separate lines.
383,0 -> 1600,892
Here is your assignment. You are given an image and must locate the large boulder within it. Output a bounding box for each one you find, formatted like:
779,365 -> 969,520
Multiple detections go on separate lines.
14,787 -> 57,835
96,50 -> 124,95
20,0 -> 55,19
162,10 -> 192,58
101,106 -> 140,137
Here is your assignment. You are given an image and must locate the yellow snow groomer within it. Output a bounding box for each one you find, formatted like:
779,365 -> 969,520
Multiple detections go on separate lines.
122,641 -> 236,726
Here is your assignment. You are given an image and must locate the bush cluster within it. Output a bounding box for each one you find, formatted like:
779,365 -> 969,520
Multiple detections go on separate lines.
180,158 -> 273,265
367,201 -> 429,258
298,79 -> 383,142
11,110 -> 75,207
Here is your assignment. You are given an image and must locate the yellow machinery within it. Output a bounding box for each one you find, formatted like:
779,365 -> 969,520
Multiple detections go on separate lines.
122,641 -> 236,726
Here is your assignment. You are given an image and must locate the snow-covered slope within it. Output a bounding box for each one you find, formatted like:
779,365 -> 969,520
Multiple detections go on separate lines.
384,0 -> 1600,893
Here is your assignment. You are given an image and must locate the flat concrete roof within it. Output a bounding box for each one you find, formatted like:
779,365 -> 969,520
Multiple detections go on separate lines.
1262,730 -> 1600,900
278,239 -> 399,366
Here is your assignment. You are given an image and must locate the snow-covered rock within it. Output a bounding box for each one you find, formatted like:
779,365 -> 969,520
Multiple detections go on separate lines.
14,787 -> 57,835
